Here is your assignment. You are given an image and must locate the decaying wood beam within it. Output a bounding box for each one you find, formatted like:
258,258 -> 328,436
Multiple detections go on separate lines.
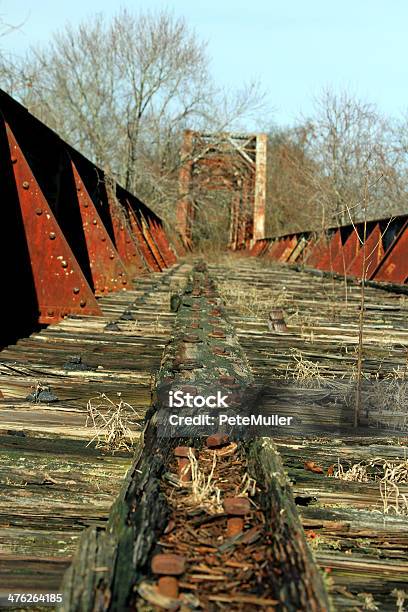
61,262 -> 329,611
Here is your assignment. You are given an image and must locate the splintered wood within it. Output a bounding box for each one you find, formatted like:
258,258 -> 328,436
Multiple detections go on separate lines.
61,261 -> 327,611
0,265 -> 186,598
155,447 -> 273,611
210,256 -> 408,611
3,254 -> 408,611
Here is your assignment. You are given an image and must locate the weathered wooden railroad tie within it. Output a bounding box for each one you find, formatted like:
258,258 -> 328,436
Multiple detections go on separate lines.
62,262 -> 329,611
208,257 -> 408,611
0,263 -> 189,600
3,255 -> 408,610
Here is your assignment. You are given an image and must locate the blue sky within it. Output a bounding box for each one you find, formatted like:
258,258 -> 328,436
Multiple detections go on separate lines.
1,0 -> 407,128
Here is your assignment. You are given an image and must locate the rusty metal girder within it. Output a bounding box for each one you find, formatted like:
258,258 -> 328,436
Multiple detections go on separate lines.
305,235 -> 331,268
371,220 -> 408,283
314,230 -> 342,271
278,236 -> 298,262
347,224 -> 384,278
297,236 -> 318,264
106,189 -> 148,277
128,209 -> 161,272
140,214 -> 167,271
177,131 -> 266,250
248,239 -> 268,256
270,237 -> 291,261
0,88 -> 177,344
71,161 -> 129,294
247,198 -> 408,288
253,134 -> 267,243
265,239 -> 286,259
5,121 -> 101,323
177,129 -> 194,250
149,218 -> 177,266
288,236 -> 308,263
235,185 -> 253,249
330,229 -> 361,275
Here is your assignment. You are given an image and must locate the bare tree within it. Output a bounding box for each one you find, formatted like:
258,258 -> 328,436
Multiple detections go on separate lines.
302,89 -> 399,225
265,126 -> 323,235
264,89 -> 408,237
0,8 -> 269,223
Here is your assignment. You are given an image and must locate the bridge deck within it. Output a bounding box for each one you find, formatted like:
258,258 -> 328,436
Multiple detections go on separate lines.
1,257 -> 407,610
0,265 -> 186,599
210,257 -> 408,610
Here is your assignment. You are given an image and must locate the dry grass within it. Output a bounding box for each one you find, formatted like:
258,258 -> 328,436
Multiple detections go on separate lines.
346,360 -> 372,382
85,393 -> 142,453
368,370 -> 408,431
285,348 -> 324,388
120,316 -> 167,335
392,589 -> 407,612
334,457 -> 408,516
286,310 -> 316,338
237,472 -> 257,497
172,450 -> 257,515
356,592 -> 379,611
182,450 -> 223,514
218,280 -> 290,318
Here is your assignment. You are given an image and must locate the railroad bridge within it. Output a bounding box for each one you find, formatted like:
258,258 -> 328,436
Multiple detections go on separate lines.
1,90 -> 408,611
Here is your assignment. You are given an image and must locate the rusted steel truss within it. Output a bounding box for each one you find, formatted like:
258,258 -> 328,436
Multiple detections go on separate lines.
246,214 -> 408,287
177,130 -> 267,250
0,89 -> 176,341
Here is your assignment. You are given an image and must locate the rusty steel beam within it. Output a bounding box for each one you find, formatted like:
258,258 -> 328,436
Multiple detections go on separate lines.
105,187 -> 149,278
314,230 -> 342,271
264,239 -> 286,259
235,190 -> 247,249
296,236 -> 318,264
248,239 -> 269,256
128,210 -> 161,272
347,224 -> 384,278
177,129 -> 194,250
71,161 -> 130,295
5,121 -> 101,323
149,218 -> 177,266
0,88 -> 177,343
247,196 -> 408,288
288,236 -> 308,263
253,134 -> 267,243
229,177 -> 255,250
140,214 -> 167,271
228,189 -> 239,249
278,236 -> 298,262
305,235 -> 331,268
263,239 -> 281,260
270,237 -> 292,261
371,220 -> 408,283
330,228 -> 361,275
177,130 -> 266,250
